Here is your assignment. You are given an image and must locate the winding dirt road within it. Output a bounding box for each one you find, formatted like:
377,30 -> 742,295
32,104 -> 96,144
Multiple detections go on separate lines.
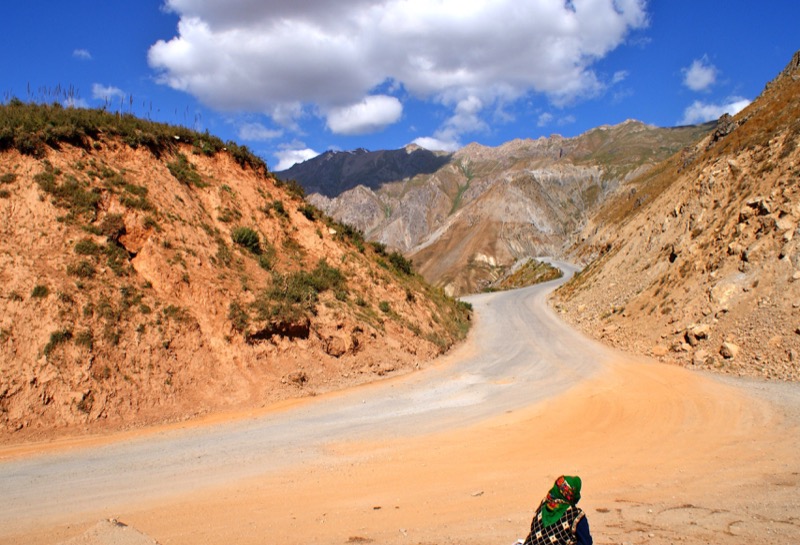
1,267 -> 799,545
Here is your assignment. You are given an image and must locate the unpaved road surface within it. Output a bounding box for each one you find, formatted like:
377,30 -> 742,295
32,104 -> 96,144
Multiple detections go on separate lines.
1,267 -> 799,545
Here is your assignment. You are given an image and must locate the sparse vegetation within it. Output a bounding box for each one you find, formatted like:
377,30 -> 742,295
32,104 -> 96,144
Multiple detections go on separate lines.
43,328 -> 72,356
0,100 -> 268,172
167,152 -> 204,187
253,259 -> 348,324
67,259 -> 97,279
74,238 -> 101,255
388,251 -> 414,275
231,226 -> 262,254
31,284 -> 49,298
228,301 -> 250,333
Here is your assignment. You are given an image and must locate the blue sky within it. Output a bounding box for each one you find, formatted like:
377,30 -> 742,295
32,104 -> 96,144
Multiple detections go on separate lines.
2,1 -> 798,171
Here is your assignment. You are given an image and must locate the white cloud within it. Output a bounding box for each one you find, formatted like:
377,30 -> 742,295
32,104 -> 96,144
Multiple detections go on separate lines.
537,113 -> 554,127
558,114 -> 576,126
612,70 -> 628,84
683,56 -> 717,92
537,112 -> 575,128
325,95 -> 403,135
412,136 -> 460,153
150,0 -> 648,143
64,97 -> 89,109
238,122 -> 283,141
92,84 -> 126,101
414,95 -> 488,151
680,97 -> 750,125
73,49 -> 92,60
274,143 -> 320,171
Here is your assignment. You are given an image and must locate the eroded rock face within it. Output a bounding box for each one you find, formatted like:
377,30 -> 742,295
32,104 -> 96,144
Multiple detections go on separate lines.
554,51 -> 800,381
0,130 -> 470,440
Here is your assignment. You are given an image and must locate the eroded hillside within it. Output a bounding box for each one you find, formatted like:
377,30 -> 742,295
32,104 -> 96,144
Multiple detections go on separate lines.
554,52 -> 800,381
0,104 -> 471,440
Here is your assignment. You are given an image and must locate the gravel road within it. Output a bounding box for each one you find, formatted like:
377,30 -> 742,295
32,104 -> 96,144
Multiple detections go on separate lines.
2,263 -> 798,545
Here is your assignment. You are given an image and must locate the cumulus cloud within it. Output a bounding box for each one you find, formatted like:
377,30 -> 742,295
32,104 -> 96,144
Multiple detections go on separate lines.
414,95 -> 487,151
325,95 -> 403,135
274,143 -> 320,171
150,0 -> 648,144
73,49 -> 92,60
680,97 -> 750,125
92,84 -> 126,101
238,122 -> 283,141
683,56 -> 717,92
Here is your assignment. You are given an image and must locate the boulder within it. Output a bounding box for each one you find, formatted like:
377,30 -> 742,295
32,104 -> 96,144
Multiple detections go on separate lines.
720,342 -> 740,359
693,349 -> 710,365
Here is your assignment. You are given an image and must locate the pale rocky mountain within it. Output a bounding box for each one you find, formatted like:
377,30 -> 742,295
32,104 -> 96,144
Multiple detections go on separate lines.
554,51 -> 800,381
278,122 -> 712,295
0,108 -> 470,439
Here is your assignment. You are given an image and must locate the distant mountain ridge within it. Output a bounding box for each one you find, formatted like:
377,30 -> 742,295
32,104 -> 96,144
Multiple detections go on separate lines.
278,145 -> 451,197
277,120 -> 713,295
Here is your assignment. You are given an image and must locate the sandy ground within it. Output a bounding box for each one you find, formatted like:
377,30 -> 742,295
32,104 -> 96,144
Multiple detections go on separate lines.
2,276 -> 799,545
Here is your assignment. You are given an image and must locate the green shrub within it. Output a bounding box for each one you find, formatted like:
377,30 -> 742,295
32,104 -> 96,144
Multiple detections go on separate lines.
67,259 -> 97,278
370,241 -> 387,256
388,251 -> 414,275
298,203 -> 317,221
74,238 -> 101,255
271,199 -> 287,218
75,330 -> 93,349
167,152 -> 204,186
44,328 -> 72,356
31,284 -> 50,298
143,215 -> 161,231
275,177 -> 305,198
253,260 -> 345,324
215,239 -> 233,267
35,168 -> 101,219
231,226 -> 261,254
120,184 -> 153,210
104,243 -> 130,276
0,173 -> 18,184
89,213 -> 125,240
228,301 -> 250,332
225,141 -> 268,174
306,259 -> 346,293
378,301 -> 391,313
0,189 -> 10,199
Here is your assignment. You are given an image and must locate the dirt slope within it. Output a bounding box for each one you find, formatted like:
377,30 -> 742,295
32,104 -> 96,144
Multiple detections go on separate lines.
0,111 -> 470,441
554,51 -> 800,381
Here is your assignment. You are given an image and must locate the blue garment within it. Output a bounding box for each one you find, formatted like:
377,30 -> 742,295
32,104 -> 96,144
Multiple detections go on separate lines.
575,516 -> 592,545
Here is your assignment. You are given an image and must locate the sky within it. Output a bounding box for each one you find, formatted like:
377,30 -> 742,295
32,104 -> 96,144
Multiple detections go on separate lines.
2,1 -> 798,172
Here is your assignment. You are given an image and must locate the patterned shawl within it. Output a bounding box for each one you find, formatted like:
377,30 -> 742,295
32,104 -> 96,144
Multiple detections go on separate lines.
541,475 -> 582,527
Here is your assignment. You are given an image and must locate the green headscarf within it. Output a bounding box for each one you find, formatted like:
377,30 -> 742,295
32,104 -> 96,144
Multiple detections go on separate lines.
541,475 -> 582,527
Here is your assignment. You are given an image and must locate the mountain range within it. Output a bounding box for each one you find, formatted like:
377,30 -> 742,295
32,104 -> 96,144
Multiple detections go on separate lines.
278,121 -> 713,295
